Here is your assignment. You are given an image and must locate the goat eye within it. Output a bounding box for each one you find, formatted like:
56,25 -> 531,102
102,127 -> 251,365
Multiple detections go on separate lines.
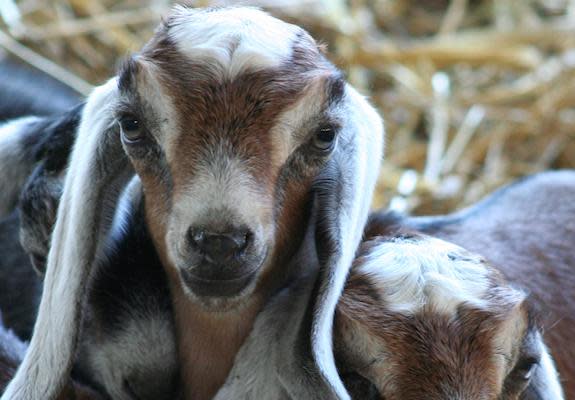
516,357 -> 538,380
119,117 -> 144,143
313,124 -> 337,152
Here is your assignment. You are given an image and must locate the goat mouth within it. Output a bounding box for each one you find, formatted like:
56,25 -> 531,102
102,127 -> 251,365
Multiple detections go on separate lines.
179,268 -> 259,298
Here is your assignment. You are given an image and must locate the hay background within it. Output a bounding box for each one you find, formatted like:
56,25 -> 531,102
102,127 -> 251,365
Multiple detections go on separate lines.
1,0 -> 574,215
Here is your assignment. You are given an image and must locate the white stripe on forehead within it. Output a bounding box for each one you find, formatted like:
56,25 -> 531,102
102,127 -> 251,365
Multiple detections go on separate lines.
359,236 -> 491,315
168,6 -> 302,77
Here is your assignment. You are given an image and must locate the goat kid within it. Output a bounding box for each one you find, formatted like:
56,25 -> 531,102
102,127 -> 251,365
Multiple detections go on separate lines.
335,231 -> 564,400
217,173 -> 569,399
0,128 -> 178,399
3,6 -> 383,400
397,170 -> 575,399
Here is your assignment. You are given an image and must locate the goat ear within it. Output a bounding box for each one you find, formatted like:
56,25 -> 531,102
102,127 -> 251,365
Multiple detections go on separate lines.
522,332 -> 565,399
2,79 -> 134,399
290,86 -> 383,398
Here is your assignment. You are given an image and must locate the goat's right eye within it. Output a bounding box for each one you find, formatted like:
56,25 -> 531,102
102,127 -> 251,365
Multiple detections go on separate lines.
119,117 -> 144,143
515,357 -> 539,381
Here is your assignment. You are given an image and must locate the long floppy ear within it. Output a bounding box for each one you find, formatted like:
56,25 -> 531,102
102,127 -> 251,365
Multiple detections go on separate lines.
2,79 -> 134,399
522,333 -> 565,400
282,86 -> 384,399
310,86 -> 383,398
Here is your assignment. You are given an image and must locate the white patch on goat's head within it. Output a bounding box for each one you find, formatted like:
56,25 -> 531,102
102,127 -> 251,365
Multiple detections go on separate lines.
357,235 -> 491,315
167,6 -> 302,78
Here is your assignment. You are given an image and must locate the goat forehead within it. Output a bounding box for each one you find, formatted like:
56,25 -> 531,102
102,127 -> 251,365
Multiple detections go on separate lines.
166,6 -> 303,76
357,235 -> 494,315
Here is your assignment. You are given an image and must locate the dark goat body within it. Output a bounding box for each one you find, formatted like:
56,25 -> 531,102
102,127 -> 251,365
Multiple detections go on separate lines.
0,212 -> 40,340
366,170 -> 575,398
0,58 -> 83,219
0,58 -> 82,338
0,59 -> 79,121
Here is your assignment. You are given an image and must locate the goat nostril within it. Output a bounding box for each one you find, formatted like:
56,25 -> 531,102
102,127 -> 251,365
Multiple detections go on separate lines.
29,253 -> 47,274
123,378 -> 142,400
189,229 -> 206,249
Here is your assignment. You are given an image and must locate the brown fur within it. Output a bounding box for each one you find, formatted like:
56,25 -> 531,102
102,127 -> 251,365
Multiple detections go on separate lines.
166,267 -> 264,400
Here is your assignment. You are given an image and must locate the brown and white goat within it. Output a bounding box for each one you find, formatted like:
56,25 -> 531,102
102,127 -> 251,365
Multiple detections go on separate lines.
3,6 -> 383,400
398,170 -> 575,398
335,231 -> 564,400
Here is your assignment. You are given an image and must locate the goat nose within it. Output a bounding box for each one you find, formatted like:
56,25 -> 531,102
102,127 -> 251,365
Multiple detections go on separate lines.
189,228 -> 250,263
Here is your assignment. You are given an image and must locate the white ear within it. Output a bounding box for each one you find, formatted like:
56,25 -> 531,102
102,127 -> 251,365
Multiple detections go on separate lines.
2,79 -> 134,399
525,334 -> 565,400
282,86 -> 384,399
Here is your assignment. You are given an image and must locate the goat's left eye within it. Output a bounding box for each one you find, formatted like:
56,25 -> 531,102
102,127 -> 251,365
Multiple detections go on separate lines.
313,124 -> 337,152
515,357 -> 538,380
119,117 -> 144,143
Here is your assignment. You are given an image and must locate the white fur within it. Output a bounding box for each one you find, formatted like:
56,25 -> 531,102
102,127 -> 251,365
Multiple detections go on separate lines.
536,338 -> 565,399
168,6 -> 301,77
1,79 -> 131,399
0,116 -> 41,218
359,236 -> 490,314
105,176 -> 141,253
0,318 -> 27,365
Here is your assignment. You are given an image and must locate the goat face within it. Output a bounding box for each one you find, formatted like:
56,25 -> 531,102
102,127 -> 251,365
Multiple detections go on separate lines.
335,234 -> 564,400
114,7 -> 346,309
